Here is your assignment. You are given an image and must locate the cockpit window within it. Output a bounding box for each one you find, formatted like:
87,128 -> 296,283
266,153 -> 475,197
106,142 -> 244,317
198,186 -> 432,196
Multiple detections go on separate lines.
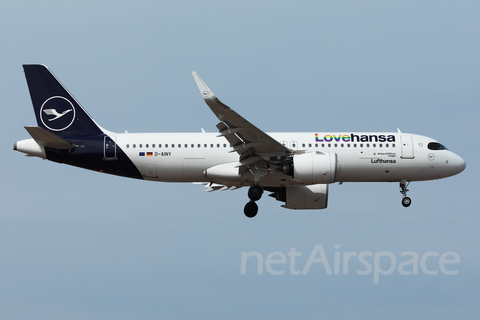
428,142 -> 448,150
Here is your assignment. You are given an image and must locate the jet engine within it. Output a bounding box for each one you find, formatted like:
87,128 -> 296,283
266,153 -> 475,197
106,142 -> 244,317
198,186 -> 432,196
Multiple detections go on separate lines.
283,152 -> 338,184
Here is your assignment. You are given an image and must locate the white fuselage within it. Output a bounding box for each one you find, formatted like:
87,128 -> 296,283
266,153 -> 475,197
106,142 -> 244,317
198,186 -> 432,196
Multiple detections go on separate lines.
115,131 -> 465,186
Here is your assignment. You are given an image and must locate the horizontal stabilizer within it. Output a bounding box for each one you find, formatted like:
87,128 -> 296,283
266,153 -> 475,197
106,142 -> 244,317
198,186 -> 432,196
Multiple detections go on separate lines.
24,126 -> 77,149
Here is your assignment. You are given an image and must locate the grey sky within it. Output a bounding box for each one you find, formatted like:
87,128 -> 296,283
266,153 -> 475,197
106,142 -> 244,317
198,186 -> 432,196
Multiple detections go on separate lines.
1,1 -> 479,319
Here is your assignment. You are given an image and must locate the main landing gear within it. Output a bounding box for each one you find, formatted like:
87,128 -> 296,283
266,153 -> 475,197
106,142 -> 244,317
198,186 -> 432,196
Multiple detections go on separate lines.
400,179 -> 412,207
244,184 -> 263,218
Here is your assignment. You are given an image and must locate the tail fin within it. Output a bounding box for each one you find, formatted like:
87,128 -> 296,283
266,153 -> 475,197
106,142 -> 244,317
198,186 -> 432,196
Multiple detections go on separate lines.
23,65 -> 103,137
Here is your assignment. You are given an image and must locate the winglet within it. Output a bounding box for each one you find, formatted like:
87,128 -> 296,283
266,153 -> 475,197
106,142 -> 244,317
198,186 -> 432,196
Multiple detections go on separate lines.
191,71 -> 216,100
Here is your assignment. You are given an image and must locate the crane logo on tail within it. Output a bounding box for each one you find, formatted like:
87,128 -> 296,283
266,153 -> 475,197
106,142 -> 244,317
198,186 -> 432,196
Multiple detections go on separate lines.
40,96 -> 76,131
43,108 -> 72,121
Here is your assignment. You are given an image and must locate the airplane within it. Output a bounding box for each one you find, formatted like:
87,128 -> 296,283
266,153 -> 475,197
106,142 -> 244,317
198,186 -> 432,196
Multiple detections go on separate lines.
14,65 -> 466,218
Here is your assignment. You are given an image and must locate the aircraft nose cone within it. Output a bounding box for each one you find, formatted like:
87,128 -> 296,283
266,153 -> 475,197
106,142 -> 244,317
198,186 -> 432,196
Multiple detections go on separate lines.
452,154 -> 466,174
457,157 -> 466,173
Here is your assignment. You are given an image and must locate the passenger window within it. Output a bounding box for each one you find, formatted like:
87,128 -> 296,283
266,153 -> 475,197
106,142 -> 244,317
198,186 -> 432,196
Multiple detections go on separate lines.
191,144 -> 194,148
146,144 -> 149,148
172,144 -> 175,148
133,144 -> 136,148
223,144 -> 226,148
302,143 -> 305,147
210,144 -> 214,148
139,144 -> 143,148
126,144 -> 130,148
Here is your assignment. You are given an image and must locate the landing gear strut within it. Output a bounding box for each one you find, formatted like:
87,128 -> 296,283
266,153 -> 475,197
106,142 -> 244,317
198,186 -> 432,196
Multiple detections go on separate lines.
244,184 -> 263,218
400,180 -> 411,207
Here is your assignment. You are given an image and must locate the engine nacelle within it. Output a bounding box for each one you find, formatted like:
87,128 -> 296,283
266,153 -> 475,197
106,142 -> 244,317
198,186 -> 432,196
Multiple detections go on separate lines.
282,184 -> 329,209
292,152 -> 337,184
204,162 -> 240,180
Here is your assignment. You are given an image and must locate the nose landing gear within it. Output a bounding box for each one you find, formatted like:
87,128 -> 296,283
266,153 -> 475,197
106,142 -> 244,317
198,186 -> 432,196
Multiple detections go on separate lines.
244,184 -> 263,218
400,180 -> 411,207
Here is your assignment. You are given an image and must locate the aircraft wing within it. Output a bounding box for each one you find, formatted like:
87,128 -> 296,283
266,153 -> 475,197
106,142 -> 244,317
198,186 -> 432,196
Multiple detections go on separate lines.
191,72 -> 291,161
